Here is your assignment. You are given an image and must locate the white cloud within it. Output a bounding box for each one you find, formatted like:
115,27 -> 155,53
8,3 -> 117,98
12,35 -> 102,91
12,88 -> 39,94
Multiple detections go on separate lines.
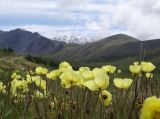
1,0 -> 160,40
0,24 -> 84,38
86,21 -> 101,31
111,0 -> 160,40
83,0 -> 160,40
0,0 -> 58,15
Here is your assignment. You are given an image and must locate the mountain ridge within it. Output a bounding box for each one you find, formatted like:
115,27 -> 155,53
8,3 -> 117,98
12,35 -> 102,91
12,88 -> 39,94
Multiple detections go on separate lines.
1,29 -> 160,68
0,29 -> 66,55
51,33 -> 140,61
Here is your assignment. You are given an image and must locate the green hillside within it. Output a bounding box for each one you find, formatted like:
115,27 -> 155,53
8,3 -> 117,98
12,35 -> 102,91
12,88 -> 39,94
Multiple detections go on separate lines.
0,49 -> 38,70
45,34 -> 140,68
52,34 -> 138,61
41,35 -> 160,72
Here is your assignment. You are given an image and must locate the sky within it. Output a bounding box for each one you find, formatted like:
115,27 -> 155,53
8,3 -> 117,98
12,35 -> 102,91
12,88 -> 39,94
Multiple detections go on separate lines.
0,0 -> 160,40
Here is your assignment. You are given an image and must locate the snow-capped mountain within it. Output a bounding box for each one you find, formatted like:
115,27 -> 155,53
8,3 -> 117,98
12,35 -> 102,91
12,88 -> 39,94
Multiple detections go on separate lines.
52,33 -> 94,44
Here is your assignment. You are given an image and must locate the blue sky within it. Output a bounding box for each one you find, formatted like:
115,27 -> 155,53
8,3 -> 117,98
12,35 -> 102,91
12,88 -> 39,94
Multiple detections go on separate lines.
0,0 -> 160,40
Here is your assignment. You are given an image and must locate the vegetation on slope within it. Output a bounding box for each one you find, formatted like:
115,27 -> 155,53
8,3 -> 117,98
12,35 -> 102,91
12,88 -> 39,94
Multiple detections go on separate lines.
0,61 -> 159,119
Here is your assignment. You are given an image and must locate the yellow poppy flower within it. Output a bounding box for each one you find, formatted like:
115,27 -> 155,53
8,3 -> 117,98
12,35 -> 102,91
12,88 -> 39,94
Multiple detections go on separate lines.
92,68 -> 105,76
11,72 -> 18,79
102,65 -> 116,74
26,75 -> 33,84
113,78 -> 133,89
11,79 -> 28,94
141,62 -> 156,73
129,64 -> 141,74
99,90 -> 112,106
117,70 -> 122,73
83,80 -> 98,91
74,71 -> 85,87
134,62 -> 139,65
83,73 -> 109,91
59,61 -> 72,72
35,67 -> 48,75
60,69 -> 78,88
46,69 -> 60,80
32,75 -> 46,90
79,67 -> 90,72
41,68 -> 48,74
94,73 -> 109,90
146,73 -> 153,79
34,90 -> 44,99
0,82 -> 6,92
110,66 -> 116,73
35,67 -> 43,74
140,96 -> 160,119
11,73 -> 21,80
81,70 -> 94,81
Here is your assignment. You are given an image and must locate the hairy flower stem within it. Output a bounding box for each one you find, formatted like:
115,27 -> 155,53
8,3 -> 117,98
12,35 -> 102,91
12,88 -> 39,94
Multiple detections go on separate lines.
100,91 -> 103,119
80,88 -> 87,117
145,78 -> 148,96
76,88 -> 79,119
128,77 -> 140,119
82,91 -> 90,119
70,84 -> 73,119
44,78 -> 49,119
150,78 -> 154,95
25,93 -> 32,118
44,100 -> 48,119
34,99 -> 41,119
155,78 -> 158,96
81,88 -> 87,106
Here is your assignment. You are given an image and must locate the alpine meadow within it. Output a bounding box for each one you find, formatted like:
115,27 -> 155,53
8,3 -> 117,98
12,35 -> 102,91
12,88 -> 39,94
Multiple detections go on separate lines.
0,0 -> 160,119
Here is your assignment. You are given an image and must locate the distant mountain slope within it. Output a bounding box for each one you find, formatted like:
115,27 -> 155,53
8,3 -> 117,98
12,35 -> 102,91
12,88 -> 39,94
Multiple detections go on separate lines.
48,34 -> 160,68
0,30 -> 4,34
53,33 -> 93,44
51,34 -> 140,62
1,29 -> 160,68
0,29 -> 66,55
49,37 -> 160,68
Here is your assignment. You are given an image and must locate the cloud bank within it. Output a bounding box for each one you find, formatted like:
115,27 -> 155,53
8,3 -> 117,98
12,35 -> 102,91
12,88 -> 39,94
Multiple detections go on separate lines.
0,0 -> 160,40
